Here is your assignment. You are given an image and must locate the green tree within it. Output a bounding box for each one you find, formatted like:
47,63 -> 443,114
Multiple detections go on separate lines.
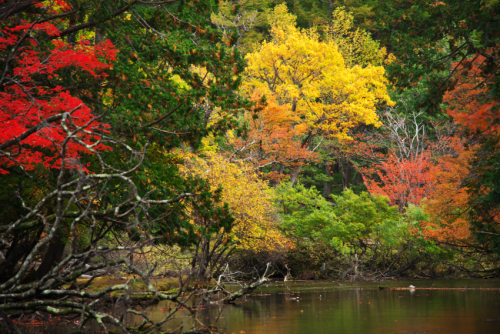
210,0 -> 279,53
276,184 -> 401,253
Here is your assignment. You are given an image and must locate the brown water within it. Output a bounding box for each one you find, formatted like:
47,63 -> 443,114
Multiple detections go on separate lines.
20,279 -> 500,334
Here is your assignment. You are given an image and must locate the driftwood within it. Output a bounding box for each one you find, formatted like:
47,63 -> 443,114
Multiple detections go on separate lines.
201,262 -> 273,304
223,262 -> 273,303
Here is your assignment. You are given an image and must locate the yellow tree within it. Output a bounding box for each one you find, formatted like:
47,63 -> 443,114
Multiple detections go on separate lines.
243,4 -> 393,184
177,149 -> 287,277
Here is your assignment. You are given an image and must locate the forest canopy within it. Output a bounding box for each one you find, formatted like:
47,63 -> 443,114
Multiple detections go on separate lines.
0,0 -> 499,333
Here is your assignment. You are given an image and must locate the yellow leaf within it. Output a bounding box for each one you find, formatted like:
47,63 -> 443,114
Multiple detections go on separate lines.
243,6 -> 391,140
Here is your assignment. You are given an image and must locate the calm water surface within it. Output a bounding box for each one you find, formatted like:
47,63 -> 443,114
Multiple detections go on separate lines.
23,279 -> 500,334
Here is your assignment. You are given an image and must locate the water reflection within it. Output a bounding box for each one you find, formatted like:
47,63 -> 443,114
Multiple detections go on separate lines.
21,279 -> 500,334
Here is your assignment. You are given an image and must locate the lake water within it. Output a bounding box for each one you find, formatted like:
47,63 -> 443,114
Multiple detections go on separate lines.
20,279 -> 500,334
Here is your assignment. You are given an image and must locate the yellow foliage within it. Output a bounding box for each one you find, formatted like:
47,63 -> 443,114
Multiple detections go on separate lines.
243,5 -> 393,141
177,150 -> 287,252
268,3 -> 297,35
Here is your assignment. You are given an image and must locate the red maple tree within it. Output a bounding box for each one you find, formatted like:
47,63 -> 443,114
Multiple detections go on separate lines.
362,153 -> 433,210
0,13 -> 116,174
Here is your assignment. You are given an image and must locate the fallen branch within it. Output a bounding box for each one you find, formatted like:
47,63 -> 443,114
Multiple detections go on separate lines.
222,262 -> 273,304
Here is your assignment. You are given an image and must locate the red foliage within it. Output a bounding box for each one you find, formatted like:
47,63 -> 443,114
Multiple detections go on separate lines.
363,153 -> 433,210
0,16 -> 116,174
444,54 -> 500,137
342,129 -> 433,210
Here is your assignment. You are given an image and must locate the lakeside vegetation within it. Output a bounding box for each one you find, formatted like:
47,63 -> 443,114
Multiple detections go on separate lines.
0,0 -> 499,333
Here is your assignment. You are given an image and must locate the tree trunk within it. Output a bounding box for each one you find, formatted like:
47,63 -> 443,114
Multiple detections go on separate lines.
290,165 -> 302,186
357,170 -> 364,184
338,159 -> 346,190
322,161 -> 333,198
345,162 -> 352,189
0,227 -> 43,282
338,159 -> 353,190
270,162 -> 279,187
278,163 -> 285,176
35,231 -> 66,279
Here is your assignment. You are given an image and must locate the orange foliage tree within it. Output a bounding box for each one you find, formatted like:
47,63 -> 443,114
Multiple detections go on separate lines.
441,54 -> 500,251
444,54 -> 500,136
394,54 -> 500,246
229,90 -> 317,183
420,138 -> 476,246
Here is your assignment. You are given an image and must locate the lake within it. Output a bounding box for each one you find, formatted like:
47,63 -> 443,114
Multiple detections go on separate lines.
21,279 -> 500,334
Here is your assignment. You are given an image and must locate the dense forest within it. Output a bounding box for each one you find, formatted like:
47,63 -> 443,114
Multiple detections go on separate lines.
0,0 -> 499,332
